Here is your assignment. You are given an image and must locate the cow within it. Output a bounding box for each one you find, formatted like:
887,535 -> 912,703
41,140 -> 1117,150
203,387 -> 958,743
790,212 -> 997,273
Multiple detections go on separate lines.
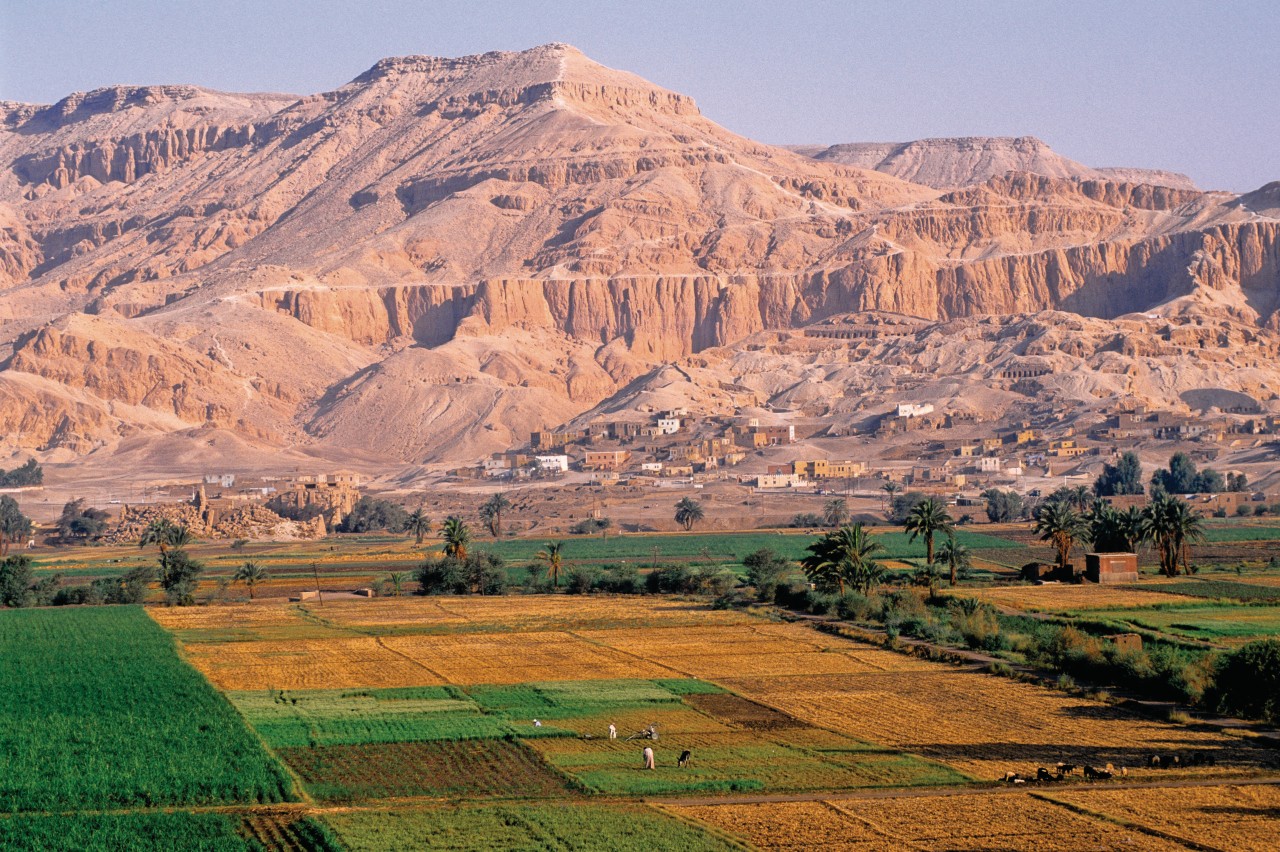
678,750 -> 692,768
1036,767 -> 1056,783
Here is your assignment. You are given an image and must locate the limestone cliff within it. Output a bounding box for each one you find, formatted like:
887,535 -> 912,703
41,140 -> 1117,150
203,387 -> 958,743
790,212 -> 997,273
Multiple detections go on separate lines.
0,44 -> 1276,469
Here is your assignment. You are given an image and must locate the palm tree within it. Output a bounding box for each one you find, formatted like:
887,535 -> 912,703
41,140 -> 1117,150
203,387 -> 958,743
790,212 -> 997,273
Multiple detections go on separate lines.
442,516 -> 471,560
1120,506 -> 1147,554
936,533 -> 973,588
801,523 -> 886,596
138,518 -> 191,554
536,541 -> 565,589
234,561 -> 268,600
881,482 -> 901,514
823,498 -> 849,528
402,508 -> 431,545
1142,494 -> 1206,576
1070,485 -> 1093,511
904,498 -> 954,571
674,497 -> 705,532
385,571 -> 408,596
479,494 -> 512,538
1034,501 -> 1087,570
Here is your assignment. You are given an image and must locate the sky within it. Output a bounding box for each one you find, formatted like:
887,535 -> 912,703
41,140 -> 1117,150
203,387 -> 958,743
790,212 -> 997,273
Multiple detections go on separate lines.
2,0 -> 1277,191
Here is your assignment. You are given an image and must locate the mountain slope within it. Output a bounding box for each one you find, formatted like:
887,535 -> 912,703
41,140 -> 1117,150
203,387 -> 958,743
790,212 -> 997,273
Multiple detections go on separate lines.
0,44 -> 1276,470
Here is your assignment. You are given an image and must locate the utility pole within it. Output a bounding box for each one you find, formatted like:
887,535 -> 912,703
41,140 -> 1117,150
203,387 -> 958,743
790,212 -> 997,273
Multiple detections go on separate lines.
311,561 -> 323,605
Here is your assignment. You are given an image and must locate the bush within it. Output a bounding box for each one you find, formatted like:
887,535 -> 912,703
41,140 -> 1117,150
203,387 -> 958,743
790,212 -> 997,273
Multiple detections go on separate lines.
790,513 -> 824,528
596,564 -> 642,594
416,552 -> 507,595
1206,639 -> 1280,724
0,556 -> 36,608
888,492 -> 929,524
0,459 -> 42,488
1236,504 -> 1252,517
337,497 -> 409,533
569,517 -> 612,535
1255,504 -> 1269,517
564,566 -> 599,595
1213,508 -> 1228,518
742,548 -> 789,603
645,564 -> 697,594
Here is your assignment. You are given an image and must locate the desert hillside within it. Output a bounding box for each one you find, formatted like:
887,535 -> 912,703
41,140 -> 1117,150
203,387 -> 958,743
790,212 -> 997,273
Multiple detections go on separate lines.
1,43 -> 1278,473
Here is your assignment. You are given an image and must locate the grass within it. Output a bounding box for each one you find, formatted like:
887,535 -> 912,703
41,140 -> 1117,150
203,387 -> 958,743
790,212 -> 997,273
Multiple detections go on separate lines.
0,606 -> 294,812
1201,524 -> 1280,543
1078,603 -> 1280,643
1141,579 -> 1280,601
0,812 -> 255,852
323,803 -> 742,851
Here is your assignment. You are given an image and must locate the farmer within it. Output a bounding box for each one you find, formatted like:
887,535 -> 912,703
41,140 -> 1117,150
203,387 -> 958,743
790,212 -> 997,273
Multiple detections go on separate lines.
533,719 -> 542,727
642,746 -> 655,770
608,723 -> 617,740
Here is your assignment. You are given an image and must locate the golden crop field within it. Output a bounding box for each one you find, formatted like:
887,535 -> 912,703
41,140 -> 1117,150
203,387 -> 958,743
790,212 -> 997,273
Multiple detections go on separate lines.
381,631 -> 675,684
574,621 -> 1265,780
179,636 -> 446,691
1046,783 -> 1280,852
312,595 -> 762,632
962,584 -> 1187,612
670,791 -> 1193,851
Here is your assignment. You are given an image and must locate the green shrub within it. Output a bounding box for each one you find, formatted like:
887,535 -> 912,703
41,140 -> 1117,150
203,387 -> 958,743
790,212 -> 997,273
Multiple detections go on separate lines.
1206,639 -> 1280,724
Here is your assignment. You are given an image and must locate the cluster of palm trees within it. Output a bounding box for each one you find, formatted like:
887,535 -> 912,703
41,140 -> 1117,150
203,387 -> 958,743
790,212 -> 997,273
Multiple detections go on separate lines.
802,497 -> 971,597
1033,492 -> 1205,576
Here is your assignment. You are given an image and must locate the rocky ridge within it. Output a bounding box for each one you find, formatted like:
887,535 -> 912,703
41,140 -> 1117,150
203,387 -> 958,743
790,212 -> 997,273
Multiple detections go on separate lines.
0,44 -> 1276,474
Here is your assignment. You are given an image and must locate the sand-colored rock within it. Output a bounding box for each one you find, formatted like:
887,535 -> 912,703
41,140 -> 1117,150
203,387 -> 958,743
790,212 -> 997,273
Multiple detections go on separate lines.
0,44 -> 1276,473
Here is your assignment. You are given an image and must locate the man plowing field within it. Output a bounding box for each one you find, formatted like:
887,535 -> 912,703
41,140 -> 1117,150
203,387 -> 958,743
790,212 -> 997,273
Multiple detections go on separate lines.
625,724 -> 659,741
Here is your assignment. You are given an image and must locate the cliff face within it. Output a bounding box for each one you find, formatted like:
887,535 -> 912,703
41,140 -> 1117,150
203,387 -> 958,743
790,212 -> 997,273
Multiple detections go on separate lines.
0,44 -> 1277,467
793,136 -> 1199,191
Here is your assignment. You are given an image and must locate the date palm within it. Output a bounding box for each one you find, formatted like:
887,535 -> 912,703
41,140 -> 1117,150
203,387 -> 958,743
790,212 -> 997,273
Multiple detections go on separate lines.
479,494 -> 512,538
1034,501 -> 1087,570
674,497 -> 705,532
402,508 -> 431,545
234,561 -> 268,600
1142,494 -> 1205,576
536,541 -> 565,589
385,571 -> 408,597
442,516 -> 471,560
936,534 -> 972,588
904,498 -> 953,570
823,498 -> 849,528
801,523 -> 886,596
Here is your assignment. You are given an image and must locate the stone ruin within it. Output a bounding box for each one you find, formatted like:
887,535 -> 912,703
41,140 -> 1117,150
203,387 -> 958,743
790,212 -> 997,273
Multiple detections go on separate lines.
105,484 -> 326,543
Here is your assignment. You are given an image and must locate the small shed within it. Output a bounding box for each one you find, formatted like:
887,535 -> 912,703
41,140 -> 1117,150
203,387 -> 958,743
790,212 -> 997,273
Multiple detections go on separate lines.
1085,552 -> 1139,584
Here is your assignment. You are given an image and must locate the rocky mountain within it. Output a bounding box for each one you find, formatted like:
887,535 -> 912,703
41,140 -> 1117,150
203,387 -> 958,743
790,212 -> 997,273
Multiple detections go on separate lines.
791,136 -> 1199,191
0,44 -> 1277,474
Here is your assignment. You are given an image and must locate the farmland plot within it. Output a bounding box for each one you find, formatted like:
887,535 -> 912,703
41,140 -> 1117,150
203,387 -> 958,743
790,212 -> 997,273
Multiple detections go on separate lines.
1047,783 -> 1280,851
180,635 -> 446,690
0,812 -> 259,852
962,584 -> 1196,612
0,607 -> 293,812
324,803 -> 739,851
672,792 -> 1193,851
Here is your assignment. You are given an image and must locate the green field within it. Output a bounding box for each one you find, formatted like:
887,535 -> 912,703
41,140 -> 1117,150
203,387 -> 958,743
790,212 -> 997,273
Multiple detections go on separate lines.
0,607 -> 294,812
1076,603 -> 1280,644
325,804 -> 740,852
1200,523 -> 1280,542
0,812 -> 256,852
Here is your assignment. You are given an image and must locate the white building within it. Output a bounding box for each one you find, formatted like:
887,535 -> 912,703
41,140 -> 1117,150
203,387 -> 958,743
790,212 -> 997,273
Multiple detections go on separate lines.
641,462 -> 664,473
756,473 -> 805,489
656,418 -> 681,435
978,457 -> 1002,473
897,403 -> 935,418
535,455 -> 570,473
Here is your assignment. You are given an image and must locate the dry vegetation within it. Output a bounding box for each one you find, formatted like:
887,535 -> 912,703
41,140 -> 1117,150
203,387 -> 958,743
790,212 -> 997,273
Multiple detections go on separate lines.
670,791 -> 1196,851
962,584 -> 1188,612
1046,783 -> 1280,852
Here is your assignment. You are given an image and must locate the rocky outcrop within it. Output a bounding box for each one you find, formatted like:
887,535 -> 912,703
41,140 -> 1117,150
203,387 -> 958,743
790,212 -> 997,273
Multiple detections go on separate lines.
794,136 -> 1199,191
0,44 -> 1275,470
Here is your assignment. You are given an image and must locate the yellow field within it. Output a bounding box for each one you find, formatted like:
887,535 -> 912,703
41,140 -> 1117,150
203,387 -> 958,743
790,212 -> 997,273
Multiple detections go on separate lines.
962,584 -> 1184,612
1047,783 -> 1280,852
381,631 -> 675,684
151,596 -> 1274,783
671,791 -> 1193,851
177,636 -> 447,691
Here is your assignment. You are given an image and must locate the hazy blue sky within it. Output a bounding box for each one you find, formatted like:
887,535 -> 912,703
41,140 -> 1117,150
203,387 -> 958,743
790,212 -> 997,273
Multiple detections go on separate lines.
2,1 -> 1276,190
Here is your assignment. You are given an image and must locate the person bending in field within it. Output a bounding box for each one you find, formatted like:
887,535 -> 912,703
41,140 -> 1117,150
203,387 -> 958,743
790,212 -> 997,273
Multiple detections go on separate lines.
642,746 -> 655,770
